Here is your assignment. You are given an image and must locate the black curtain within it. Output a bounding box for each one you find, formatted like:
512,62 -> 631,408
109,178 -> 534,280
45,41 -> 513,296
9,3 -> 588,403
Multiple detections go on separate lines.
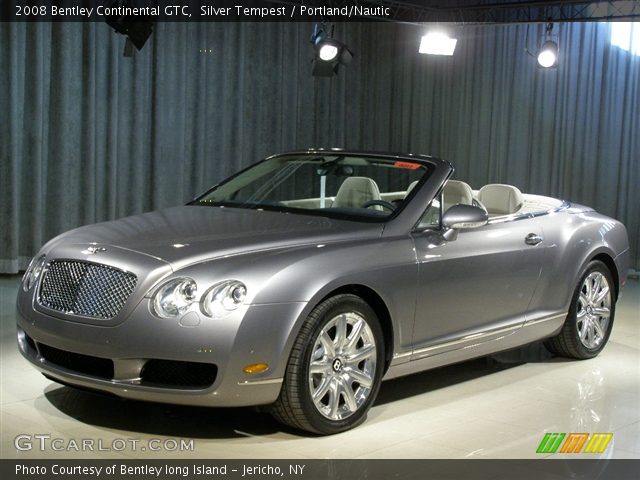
1,21 -> 638,272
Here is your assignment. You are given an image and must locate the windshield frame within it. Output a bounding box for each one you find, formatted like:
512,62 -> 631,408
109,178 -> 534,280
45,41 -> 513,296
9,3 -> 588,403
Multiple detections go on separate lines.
190,151 -> 437,224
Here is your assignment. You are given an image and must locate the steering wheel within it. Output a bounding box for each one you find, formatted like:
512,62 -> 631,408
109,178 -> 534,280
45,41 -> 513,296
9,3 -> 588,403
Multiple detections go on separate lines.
361,200 -> 396,212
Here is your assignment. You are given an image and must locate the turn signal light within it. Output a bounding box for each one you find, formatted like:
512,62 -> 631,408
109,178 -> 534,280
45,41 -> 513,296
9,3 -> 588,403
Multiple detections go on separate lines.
243,363 -> 269,374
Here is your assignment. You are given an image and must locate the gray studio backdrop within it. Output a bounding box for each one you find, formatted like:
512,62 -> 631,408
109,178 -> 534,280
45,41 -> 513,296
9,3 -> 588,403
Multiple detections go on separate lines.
1,21 -> 639,273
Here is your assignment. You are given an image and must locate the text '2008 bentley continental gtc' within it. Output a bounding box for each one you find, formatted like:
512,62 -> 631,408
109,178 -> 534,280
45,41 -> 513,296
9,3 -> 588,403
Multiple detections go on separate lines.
17,150 -> 630,434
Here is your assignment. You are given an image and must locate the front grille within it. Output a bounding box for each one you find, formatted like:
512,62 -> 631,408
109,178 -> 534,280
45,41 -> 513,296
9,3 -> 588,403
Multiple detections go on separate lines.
39,260 -> 137,319
141,360 -> 218,389
38,343 -> 115,379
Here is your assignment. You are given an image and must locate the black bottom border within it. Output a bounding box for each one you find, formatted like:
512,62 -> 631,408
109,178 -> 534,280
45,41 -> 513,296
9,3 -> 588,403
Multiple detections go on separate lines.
4,459 -> 640,480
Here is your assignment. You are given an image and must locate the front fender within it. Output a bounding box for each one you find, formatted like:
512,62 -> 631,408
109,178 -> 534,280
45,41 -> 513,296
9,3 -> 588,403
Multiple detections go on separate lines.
531,211 -> 629,317
176,236 -> 418,372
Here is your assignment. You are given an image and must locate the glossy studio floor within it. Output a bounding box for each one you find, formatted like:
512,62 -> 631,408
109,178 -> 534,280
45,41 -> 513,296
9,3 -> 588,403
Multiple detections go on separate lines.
1,275 -> 639,460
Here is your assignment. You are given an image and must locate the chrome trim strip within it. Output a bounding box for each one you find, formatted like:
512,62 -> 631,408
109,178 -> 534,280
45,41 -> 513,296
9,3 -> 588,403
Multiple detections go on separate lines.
393,312 -> 568,362
392,351 -> 412,361
525,313 -> 567,326
237,378 -> 284,386
486,201 -> 571,225
411,323 -> 522,358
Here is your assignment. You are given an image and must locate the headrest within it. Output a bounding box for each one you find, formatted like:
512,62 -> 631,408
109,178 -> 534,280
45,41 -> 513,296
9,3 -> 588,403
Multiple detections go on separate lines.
477,184 -> 524,215
443,180 -> 474,211
332,177 -> 382,209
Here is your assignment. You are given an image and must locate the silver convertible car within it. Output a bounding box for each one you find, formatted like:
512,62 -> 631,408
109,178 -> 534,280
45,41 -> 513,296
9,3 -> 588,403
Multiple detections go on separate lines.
17,150 -> 630,434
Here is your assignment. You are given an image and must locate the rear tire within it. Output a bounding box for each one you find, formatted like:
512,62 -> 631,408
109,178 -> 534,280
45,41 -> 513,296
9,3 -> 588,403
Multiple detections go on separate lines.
270,294 -> 385,435
545,260 -> 615,359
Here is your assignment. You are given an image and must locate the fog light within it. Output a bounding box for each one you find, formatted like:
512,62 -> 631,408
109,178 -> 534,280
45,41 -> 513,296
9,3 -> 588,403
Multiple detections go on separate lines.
243,363 -> 269,374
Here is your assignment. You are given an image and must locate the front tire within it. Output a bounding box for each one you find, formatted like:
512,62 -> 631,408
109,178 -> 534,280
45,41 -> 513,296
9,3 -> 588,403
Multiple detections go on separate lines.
545,260 -> 615,359
270,294 -> 385,434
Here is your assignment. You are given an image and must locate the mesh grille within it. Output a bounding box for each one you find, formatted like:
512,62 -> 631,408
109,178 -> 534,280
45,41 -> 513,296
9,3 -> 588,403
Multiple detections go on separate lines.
141,360 -> 218,389
39,260 -> 137,319
38,343 -> 114,379
36,346 -> 216,390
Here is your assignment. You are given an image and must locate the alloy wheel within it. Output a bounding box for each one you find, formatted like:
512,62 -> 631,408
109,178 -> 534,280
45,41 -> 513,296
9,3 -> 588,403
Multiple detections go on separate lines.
308,312 -> 377,420
576,271 -> 612,349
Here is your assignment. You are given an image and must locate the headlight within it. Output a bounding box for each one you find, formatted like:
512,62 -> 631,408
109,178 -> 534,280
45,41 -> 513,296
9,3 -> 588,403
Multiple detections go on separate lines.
22,254 -> 47,292
152,278 -> 198,319
201,281 -> 247,318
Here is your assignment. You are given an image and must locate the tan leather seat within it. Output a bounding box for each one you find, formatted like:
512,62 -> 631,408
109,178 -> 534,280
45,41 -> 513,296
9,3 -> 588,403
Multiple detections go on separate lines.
443,180 -> 474,212
477,184 -> 524,216
332,177 -> 382,210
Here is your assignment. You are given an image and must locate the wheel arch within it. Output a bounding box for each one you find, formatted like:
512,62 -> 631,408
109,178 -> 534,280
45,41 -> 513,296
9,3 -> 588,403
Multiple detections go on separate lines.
590,252 -> 620,300
563,246 -> 622,313
317,284 -> 395,374
544,249 -> 619,360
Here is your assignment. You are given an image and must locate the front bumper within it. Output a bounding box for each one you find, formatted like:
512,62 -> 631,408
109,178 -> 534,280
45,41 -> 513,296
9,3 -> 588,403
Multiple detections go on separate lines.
16,297 -> 307,407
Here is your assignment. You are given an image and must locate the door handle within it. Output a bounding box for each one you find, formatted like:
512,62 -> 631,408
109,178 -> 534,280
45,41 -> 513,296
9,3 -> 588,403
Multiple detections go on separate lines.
525,233 -> 543,246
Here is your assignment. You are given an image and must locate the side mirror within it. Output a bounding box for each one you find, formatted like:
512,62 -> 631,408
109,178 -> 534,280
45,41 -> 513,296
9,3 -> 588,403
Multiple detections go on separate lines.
442,204 -> 488,230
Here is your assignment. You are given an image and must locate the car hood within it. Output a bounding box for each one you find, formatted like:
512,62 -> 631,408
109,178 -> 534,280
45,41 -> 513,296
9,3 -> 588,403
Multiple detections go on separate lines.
45,205 -> 384,268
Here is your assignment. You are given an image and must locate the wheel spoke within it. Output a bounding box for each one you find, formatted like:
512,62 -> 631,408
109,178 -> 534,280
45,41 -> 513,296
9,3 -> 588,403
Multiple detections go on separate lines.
312,377 -> 331,402
579,293 -> 590,307
338,377 -> 358,412
578,320 -> 588,340
594,286 -> 610,305
318,331 -> 336,358
590,274 -> 601,301
584,278 -> 592,300
312,344 -> 324,361
592,318 -> 605,339
327,379 -> 340,419
345,367 -> 373,388
310,360 -> 331,375
343,318 -> 365,354
593,307 -> 610,318
346,344 -> 376,365
587,321 -> 596,345
334,315 -> 348,350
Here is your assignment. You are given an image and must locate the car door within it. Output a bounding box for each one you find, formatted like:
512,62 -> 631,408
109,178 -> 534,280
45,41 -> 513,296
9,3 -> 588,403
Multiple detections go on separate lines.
410,211 -> 545,360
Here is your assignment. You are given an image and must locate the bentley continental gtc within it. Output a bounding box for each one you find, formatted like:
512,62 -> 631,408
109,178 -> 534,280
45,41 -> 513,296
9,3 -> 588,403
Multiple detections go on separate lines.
16,150 -> 630,434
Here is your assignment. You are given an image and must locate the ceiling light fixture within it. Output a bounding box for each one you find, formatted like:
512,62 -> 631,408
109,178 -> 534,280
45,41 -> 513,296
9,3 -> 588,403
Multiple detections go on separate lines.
310,23 -> 353,77
318,42 -> 339,62
419,31 -> 458,56
537,23 -> 559,68
537,40 -> 559,67
105,0 -> 155,57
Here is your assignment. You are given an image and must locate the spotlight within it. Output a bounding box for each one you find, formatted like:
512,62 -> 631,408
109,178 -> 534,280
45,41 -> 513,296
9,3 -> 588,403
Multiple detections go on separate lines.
537,40 -> 559,68
536,23 -> 559,68
310,23 -> 353,77
419,31 -> 458,56
105,0 -> 155,57
318,42 -> 339,62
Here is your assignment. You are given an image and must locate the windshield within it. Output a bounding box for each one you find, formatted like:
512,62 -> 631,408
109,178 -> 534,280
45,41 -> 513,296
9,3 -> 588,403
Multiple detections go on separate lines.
193,154 -> 432,221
